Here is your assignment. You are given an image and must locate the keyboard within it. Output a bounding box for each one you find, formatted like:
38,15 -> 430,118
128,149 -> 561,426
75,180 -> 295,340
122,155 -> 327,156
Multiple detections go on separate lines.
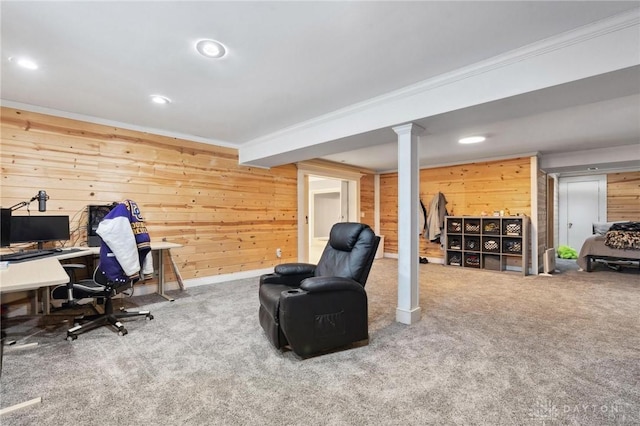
1,249 -> 56,262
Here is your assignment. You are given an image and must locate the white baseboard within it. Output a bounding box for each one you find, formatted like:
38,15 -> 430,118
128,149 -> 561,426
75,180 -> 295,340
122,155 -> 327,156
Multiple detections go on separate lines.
129,267 -> 275,294
184,267 -> 274,288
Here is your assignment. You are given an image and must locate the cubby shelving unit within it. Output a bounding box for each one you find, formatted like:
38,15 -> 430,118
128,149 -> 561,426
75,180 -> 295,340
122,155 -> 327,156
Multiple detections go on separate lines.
444,216 -> 529,276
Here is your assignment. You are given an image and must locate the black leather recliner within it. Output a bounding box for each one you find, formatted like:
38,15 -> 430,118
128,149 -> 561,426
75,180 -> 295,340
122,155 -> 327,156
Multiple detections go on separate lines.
259,222 -> 380,357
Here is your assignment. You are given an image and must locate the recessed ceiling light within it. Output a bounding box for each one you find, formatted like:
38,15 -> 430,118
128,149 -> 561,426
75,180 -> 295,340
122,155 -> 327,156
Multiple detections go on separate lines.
587,167 -> 599,171
9,56 -> 38,70
195,39 -> 227,59
458,136 -> 486,144
150,95 -> 171,105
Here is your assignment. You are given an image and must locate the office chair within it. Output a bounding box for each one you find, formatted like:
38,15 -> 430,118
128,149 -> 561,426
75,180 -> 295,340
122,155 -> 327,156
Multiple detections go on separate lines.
259,222 -> 380,357
59,264 -> 153,340
55,199 -> 154,340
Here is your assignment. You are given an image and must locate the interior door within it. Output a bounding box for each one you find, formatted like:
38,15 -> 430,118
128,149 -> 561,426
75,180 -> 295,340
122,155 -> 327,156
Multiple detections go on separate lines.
559,175 -> 606,250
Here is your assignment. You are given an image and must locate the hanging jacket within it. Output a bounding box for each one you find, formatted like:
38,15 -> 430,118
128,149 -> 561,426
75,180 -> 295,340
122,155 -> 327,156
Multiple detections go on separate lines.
426,192 -> 448,242
96,199 -> 153,284
419,199 -> 427,236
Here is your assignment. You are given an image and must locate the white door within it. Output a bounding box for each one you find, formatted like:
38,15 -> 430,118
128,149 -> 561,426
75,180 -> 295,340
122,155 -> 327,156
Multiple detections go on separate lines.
559,175 -> 606,250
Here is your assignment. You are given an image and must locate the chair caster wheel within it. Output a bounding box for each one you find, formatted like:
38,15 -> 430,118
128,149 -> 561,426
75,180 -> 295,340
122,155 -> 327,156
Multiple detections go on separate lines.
146,314 -> 154,320
118,328 -> 128,336
66,334 -> 77,341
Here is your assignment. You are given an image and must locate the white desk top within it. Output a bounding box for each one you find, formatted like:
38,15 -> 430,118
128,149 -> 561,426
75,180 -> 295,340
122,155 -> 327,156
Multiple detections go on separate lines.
0,257 -> 69,293
56,241 -> 181,257
0,242 -> 182,294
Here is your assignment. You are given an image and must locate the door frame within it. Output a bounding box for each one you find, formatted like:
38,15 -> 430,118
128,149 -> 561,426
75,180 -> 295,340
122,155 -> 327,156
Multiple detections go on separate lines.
297,164 -> 362,262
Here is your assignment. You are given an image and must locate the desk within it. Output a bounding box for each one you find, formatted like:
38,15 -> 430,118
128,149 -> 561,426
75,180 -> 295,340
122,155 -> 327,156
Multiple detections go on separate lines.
151,241 -> 183,301
72,242 -> 183,301
0,257 -> 71,293
0,256 -> 72,315
0,242 -> 183,307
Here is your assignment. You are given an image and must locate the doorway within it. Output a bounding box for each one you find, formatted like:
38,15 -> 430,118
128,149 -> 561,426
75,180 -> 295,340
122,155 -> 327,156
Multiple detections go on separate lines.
297,166 -> 361,264
558,175 -> 607,251
307,176 -> 357,263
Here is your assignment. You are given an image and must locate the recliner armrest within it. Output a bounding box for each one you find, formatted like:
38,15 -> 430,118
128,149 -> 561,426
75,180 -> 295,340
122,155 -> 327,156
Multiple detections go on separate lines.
274,263 -> 316,275
260,272 -> 313,287
300,276 -> 365,294
259,263 -> 317,287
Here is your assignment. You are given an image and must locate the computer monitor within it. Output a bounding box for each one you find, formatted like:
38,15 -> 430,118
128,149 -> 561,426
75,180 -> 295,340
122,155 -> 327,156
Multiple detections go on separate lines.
10,215 -> 70,247
87,204 -> 115,246
1,208 -> 11,247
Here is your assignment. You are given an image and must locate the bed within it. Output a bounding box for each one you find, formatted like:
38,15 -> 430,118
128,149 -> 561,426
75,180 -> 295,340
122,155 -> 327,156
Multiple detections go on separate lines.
577,222 -> 640,272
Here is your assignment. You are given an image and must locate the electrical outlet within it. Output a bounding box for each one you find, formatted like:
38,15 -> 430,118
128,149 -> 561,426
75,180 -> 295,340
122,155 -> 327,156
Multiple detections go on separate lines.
276,248 -> 282,258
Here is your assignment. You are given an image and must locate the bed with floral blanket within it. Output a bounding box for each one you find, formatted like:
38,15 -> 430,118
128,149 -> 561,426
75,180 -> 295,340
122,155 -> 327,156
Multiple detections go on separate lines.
577,222 -> 640,272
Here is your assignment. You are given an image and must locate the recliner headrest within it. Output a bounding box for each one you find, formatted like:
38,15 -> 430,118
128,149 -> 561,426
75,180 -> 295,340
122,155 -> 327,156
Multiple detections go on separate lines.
329,223 -> 366,252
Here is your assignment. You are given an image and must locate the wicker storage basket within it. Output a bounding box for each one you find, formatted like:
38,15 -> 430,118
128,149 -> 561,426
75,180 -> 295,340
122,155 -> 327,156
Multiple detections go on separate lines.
465,223 -> 480,233
505,222 -> 522,235
484,240 -> 499,251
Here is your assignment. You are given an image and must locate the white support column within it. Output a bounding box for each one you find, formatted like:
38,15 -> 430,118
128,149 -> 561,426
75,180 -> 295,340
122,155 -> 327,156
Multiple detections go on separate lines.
530,156 -> 539,275
393,123 -> 424,325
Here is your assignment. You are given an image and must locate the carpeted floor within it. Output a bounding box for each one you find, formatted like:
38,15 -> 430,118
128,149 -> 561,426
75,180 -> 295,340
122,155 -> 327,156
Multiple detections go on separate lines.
1,258 -> 638,425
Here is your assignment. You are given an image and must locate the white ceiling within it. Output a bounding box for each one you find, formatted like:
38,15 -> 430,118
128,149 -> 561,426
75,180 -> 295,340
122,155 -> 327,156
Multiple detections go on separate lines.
1,1 -> 639,173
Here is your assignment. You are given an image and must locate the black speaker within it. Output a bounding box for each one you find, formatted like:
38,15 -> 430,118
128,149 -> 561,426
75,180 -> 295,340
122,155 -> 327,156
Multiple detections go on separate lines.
87,204 -> 115,246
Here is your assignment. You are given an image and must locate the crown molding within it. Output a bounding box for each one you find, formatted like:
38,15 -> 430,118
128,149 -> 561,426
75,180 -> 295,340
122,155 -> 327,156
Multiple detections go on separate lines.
0,100 -> 238,149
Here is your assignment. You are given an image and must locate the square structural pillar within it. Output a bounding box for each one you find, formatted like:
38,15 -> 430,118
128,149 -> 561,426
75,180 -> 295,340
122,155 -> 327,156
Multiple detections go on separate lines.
393,123 -> 424,325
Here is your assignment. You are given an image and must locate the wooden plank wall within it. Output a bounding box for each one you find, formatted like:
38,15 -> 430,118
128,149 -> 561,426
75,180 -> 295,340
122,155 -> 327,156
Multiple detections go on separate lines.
607,171 -> 640,221
380,157 -> 532,258
360,173 -> 375,228
0,107 -> 299,287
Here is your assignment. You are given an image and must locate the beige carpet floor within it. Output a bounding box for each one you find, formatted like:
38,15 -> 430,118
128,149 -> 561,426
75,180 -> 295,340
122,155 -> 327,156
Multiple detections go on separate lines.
1,258 -> 638,425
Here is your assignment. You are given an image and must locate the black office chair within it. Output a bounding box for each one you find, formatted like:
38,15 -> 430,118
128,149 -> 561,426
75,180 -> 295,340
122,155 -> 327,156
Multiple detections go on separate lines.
56,264 -> 153,340
259,222 -> 380,357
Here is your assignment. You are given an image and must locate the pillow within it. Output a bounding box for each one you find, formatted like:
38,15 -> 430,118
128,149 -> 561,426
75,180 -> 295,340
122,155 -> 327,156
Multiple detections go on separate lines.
592,222 -> 624,235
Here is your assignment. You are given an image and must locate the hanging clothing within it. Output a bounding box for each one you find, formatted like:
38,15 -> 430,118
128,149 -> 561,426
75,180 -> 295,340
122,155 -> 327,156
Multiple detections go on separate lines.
418,199 -> 427,236
96,199 -> 153,284
426,192 -> 448,242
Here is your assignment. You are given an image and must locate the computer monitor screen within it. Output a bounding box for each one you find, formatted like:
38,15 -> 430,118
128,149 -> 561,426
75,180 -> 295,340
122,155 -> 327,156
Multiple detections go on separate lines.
9,215 -> 70,244
1,208 -> 11,247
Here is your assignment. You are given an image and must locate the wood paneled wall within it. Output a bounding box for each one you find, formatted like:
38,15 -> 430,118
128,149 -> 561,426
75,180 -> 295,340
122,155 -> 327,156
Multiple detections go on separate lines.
607,171 -> 640,221
360,173 -> 375,228
380,157 -> 532,258
0,107 -> 298,285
